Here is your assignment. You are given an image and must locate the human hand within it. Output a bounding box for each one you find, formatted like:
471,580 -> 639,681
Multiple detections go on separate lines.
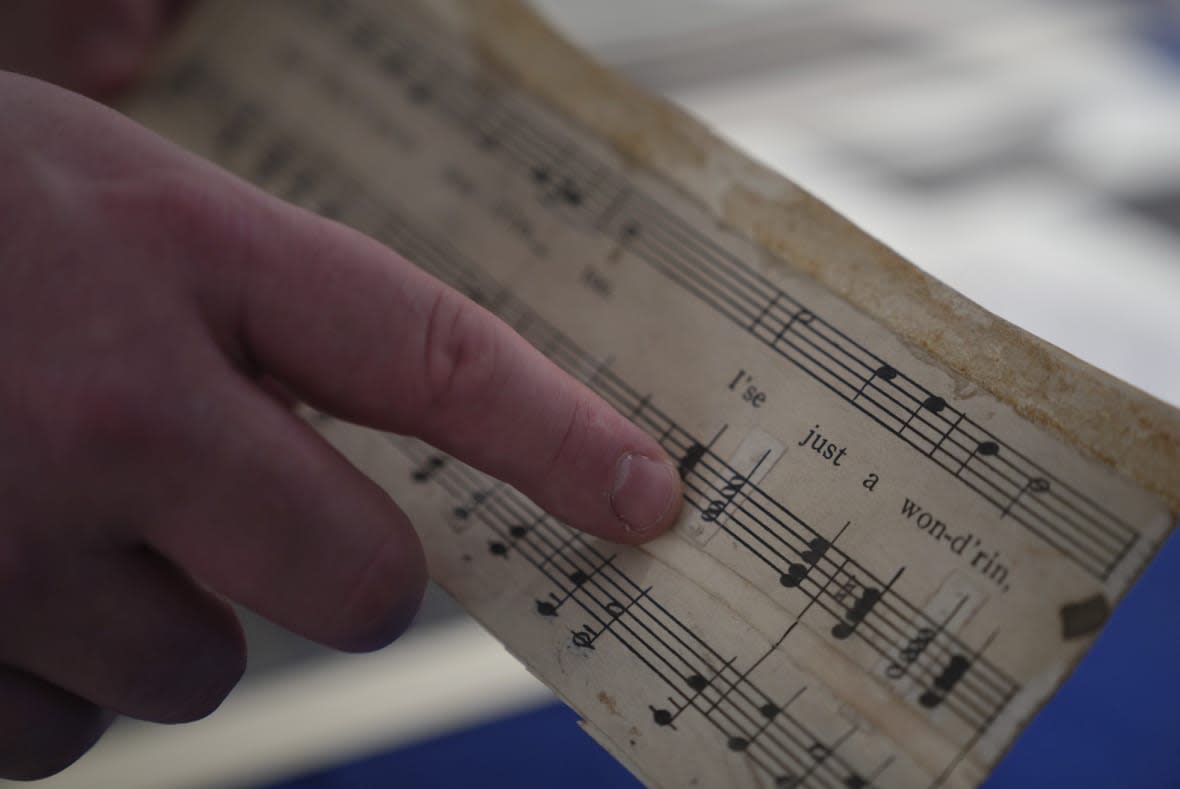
0,0 -> 190,101
0,72 -> 682,779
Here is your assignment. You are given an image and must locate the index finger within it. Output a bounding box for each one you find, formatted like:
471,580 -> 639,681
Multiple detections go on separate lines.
204,186 -> 683,544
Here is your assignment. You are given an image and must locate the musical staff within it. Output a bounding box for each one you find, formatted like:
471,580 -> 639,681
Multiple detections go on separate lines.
153,29 -> 1041,784
293,1 -> 1143,581
396,438 -> 877,788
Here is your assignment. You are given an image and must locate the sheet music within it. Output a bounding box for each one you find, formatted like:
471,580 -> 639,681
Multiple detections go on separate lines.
122,1 -> 1177,786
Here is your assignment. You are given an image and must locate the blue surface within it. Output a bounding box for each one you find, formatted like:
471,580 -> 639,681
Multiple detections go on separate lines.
986,525 -> 1180,788
265,702 -> 639,789
268,527 -> 1180,788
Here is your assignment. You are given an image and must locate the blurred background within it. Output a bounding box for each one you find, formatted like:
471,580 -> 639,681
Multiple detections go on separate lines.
23,0 -> 1180,786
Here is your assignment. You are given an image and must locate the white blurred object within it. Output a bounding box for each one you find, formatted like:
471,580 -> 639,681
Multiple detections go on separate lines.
538,0 -> 1180,409
18,621 -> 552,789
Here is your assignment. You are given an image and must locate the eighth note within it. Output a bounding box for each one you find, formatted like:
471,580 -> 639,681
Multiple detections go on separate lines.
831,567 -> 904,640
780,521 -> 849,588
780,536 -> 830,588
919,654 -> 971,708
831,586 -> 881,640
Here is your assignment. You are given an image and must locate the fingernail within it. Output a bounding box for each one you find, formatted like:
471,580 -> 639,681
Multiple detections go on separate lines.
610,453 -> 680,536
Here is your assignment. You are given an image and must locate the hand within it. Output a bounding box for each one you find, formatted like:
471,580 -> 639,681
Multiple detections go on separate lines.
0,72 -> 682,779
0,0 -> 190,101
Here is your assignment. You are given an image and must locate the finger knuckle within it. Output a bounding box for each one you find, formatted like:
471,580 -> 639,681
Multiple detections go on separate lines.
418,288 -> 501,419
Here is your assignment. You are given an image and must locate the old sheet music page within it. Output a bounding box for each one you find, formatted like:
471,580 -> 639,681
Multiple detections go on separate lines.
122,1 -> 1180,786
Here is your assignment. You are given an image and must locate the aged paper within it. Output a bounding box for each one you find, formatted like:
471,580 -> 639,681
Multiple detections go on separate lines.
123,1 -> 1180,786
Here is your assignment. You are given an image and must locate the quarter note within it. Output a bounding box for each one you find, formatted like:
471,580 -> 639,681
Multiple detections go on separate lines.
677,442 -> 707,479
606,217 -> 642,263
899,393 -> 948,436
955,438 -> 999,477
853,364 -> 897,402
411,455 -> 446,482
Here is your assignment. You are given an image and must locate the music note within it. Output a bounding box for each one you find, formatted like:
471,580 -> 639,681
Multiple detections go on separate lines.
532,166 -> 585,207
410,455 -> 446,482
779,537 -> 830,588
452,489 -> 489,520
919,654 -> 971,708
556,177 -> 583,206
899,393 -> 948,436
955,438 -> 1000,477
853,364 -> 897,402
606,217 -> 642,263
772,308 -> 814,350
650,705 -> 676,729
569,586 -> 649,651
831,587 -> 881,640
253,140 -> 293,182
780,521 -> 849,588
215,103 -> 260,154
533,553 -> 618,618
570,624 -> 599,650
832,567 -> 904,640
1001,476 -> 1050,518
